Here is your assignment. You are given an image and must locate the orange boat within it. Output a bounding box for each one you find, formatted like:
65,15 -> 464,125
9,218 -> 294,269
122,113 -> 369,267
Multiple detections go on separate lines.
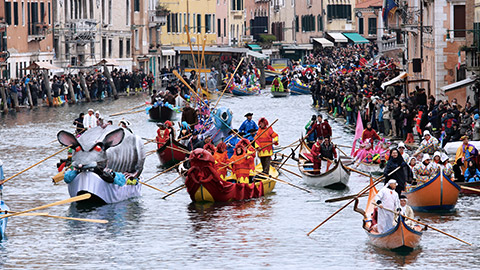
358,178 -> 423,251
405,171 -> 460,212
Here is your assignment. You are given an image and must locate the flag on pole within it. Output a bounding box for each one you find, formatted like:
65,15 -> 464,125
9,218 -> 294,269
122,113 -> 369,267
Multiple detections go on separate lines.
383,0 -> 398,21
458,51 -> 461,70
351,111 -> 364,156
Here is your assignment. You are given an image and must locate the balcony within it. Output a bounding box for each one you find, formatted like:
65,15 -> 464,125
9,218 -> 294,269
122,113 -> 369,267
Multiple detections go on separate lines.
379,37 -> 403,52
149,10 -> 167,28
28,23 -> 48,42
68,19 -> 97,42
466,48 -> 480,71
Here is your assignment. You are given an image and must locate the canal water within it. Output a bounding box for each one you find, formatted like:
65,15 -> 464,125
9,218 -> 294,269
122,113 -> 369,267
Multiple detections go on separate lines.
0,93 -> 479,269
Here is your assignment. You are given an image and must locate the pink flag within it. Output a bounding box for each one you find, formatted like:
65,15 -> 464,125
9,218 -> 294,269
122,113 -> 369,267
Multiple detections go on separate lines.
351,111 -> 364,156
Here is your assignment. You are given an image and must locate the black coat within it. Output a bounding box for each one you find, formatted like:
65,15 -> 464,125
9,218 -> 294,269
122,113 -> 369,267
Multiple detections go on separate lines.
384,157 -> 408,191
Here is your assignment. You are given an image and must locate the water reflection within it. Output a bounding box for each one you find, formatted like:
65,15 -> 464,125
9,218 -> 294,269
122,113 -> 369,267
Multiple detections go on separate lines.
365,244 -> 422,268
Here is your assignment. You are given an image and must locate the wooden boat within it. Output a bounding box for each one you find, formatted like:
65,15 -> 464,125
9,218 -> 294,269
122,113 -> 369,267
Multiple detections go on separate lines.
68,172 -> 142,204
456,181 -> 480,195
297,140 -> 350,189
148,105 -> 174,122
360,178 -> 423,251
156,137 -> 188,168
271,89 -> 289,98
185,149 -> 277,203
231,85 -> 260,96
288,80 -> 311,95
444,141 -> 480,155
405,171 -> 460,212
353,161 -> 383,175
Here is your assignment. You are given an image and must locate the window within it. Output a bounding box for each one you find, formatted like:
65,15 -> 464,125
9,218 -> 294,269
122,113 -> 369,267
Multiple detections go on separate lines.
13,2 -> 18,26
102,38 -> 106,58
90,41 -> 95,58
295,16 -> 299,32
135,29 -> 139,50
5,2 -> 11,25
184,13 -> 187,32
205,14 -> 211,33
192,14 -> 196,33
358,18 -> 364,35
21,3 -> 25,25
108,39 -> 112,57
167,14 -> 171,33
457,64 -> 466,81
91,0 -> 94,19
108,0 -> 112,24
224,18 -> 226,37
368,17 -> 376,35
317,16 -> 323,32
126,0 -> 129,25
48,3 -> 51,24
326,5 -> 352,20
40,3 -> 44,23
301,15 -> 315,32
126,39 -> 131,57
134,0 -> 140,12
218,18 -> 221,37
213,14 -> 215,33
197,14 -> 201,33
454,5 -> 466,38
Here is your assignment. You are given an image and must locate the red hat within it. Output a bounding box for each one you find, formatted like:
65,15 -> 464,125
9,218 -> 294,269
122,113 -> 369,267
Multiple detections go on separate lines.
258,117 -> 269,126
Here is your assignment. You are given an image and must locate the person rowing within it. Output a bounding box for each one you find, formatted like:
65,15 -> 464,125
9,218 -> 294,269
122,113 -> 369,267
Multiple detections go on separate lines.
419,130 -> 440,154
254,117 -> 279,175
374,179 -> 401,234
320,137 -> 337,171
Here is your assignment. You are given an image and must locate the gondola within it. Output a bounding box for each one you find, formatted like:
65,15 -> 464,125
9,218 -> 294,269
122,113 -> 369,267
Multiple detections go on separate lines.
297,140 -> 350,189
148,105 -> 174,122
405,171 -> 460,212
352,161 -> 384,175
156,137 -> 188,168
288,80 -> 311,95
231,85 -> 260,96
185,149 -> 277,203
359,178 -> 423,251
457,181 -> 480,195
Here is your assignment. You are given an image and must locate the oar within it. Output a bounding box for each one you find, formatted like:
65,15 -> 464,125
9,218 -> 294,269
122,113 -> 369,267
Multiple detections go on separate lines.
460,185 -> 480,193
374,203 -> 472,246
275,166 -> 303,178
276,140 -> 301,171
344,165 -> 371,178
271,161 -> 297,168
306,166 -> 401,236
144,159 -> 187,184
109,103 -> 147,117
138,181 -> 169,194
166,146 -> 191,155
325,193 -> 368,203
0,211 -> 108,223
336,146 -> 350,157
167,173 -> 185,186
258,172 -> 312,193
274,140 -> 301,153
0,146 -> 70,185
172,70 -> 209,108
0,194 -> 92,220
162,185 -> 186,199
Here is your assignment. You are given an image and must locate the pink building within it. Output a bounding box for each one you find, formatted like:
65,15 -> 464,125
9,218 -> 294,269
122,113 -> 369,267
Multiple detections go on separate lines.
246,0 -> 269,41
216,0 -> 229,45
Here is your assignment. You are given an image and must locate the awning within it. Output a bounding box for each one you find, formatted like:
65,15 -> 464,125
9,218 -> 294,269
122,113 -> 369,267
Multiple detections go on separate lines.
161,49 -> 176,56
440,77 -> 476,92
247,50 -> 269,60
381,72 -> 408,89
326,32 -> 348,43
312,38 -> 334,47
297,44 -> 313,50
262,49 -> 273,55
25,61 -> 62,70
342,33 -> 370,44
247,44 -> 262,51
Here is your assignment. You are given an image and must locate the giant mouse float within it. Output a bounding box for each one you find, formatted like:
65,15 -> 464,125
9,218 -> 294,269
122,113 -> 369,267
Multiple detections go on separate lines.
57,126 -> 146,204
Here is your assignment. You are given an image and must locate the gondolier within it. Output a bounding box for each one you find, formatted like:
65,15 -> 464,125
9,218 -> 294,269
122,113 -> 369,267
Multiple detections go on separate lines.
311,137 -> 324,173
362,122 -> 381,145
306,114 -> 332,139
272,76 -> 284,92
254,118 -> 279,175
320,137 -> 337,171
374,180 -> 401,233
239,113 -> 258,135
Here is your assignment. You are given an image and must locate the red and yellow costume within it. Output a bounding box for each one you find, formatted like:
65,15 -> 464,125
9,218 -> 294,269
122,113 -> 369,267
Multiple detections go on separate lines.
213,143 -> 229,180
254,118 -> 279,157
156,128 -> 170,148
229,145 -> 253,184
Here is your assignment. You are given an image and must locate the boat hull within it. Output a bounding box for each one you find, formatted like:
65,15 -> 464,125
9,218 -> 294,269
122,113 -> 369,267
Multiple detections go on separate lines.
231,87 -> 259,96
353,162 -> 383,175
405,172 -> 460,212
271,91 -> 289,98
68,172 -> 141,204
156,138 -> 188,167
192,179 -> 276,203
298,140 -> 350,189
458,181 -> 480,195
0,200 -> 9,240
366,217 -> 422,251
288,81 -> 311,95
149,106 -> 174,122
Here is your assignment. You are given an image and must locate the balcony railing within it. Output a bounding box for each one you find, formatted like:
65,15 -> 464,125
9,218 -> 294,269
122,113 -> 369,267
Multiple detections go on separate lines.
466,48 -> 480,71
379,37 -> 402,52
149,10 -> 167,27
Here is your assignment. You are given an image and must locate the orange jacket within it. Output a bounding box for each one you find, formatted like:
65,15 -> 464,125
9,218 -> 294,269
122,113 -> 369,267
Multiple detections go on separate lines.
229,152 -> 252,183
213,151 -> 229,180
156,128 -> 170,148
254,127 -> 279,157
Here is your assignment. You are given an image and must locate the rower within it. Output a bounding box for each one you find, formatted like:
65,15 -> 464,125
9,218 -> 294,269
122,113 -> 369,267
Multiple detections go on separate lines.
272,75 -> 284,92
397,195 -> 420,230
440,153 -> 454,179
229,143 -> 252,184
362,122 -> 381,146
213,142 -> 229,181
155,123 -> 170,148
374,179 -> 401,234
254,117 -> 279,175
224,129 -> 241,159
397,142 -> 409,161
412,154 -> 433,184
320,137 -> 337,171
305,115 -> 317,149
419,130 -> 439,154
239,113 -> 258,135
311,137 -> 324,174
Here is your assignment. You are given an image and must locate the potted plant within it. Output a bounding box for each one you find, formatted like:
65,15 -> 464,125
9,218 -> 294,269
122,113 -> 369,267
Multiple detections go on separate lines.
156,4 -> 170,16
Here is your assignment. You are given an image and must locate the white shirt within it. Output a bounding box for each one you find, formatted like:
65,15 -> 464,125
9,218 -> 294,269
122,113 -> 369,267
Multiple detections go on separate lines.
374,186 -> 400,233
83,113 -> 97,129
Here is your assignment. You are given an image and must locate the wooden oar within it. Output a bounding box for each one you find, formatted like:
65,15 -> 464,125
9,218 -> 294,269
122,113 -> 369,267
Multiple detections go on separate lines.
166,146 -> 191,155
374,203 -> 472,246
162,185 -> 186,199
258,172 -> 312,193
336,144 -> 353,149
172,70 -> 209,108
460,185 -> 480,193
275,166 -> 303,178
274,140 -> 301,153
344,165 -> 371,178
325,193 -> 368,203
0,210 -> 108,223
306,166 -> 401,236
0,194 -> 92,220
167,173 -> 184,186
276,140 -> 301,171
336,146 -> 350,157
109,103 -> 147,117
138,181 -> 169,194
0,146 -> 70,185
143,159 -> 187,183
271,161 -> 297,168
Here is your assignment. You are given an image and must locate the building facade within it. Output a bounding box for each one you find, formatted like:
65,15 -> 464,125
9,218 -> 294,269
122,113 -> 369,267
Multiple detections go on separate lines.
216,0 -> 229,45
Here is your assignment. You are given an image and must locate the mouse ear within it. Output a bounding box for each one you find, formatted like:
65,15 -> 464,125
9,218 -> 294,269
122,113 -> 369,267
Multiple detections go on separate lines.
57,131 -> 79,148
103,128 -> 125,150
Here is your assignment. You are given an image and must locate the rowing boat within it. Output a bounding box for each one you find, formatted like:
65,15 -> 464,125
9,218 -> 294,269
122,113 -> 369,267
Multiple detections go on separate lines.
231,85 -> 260,96
353,161 -> 383,175
185,149 -> 277,203
271,89 -> 289,98
359,177 -> 423,251
298,140 -> 350,189
405,171 -> 460,212
156,137 -> 188,168
288,80 -> 311,95
456,181 -> 480,195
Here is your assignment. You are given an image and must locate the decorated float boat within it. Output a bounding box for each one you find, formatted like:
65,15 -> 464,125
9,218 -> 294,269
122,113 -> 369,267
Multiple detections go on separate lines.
288,80 -> 311,95
156,138 -> 188,168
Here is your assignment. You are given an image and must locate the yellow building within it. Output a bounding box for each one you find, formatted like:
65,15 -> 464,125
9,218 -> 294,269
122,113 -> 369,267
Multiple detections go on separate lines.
159,0 -> 217,47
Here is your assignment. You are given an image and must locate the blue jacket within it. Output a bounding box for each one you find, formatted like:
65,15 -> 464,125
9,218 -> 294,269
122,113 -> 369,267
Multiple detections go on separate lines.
465,168 -> 480,182
239,119 -> 258,134
224,135 -> 240,159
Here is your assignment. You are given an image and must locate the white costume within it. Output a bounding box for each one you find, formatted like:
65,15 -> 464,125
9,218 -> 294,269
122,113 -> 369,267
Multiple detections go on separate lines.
374,183 -> 400,233
83,113 -> 97,129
